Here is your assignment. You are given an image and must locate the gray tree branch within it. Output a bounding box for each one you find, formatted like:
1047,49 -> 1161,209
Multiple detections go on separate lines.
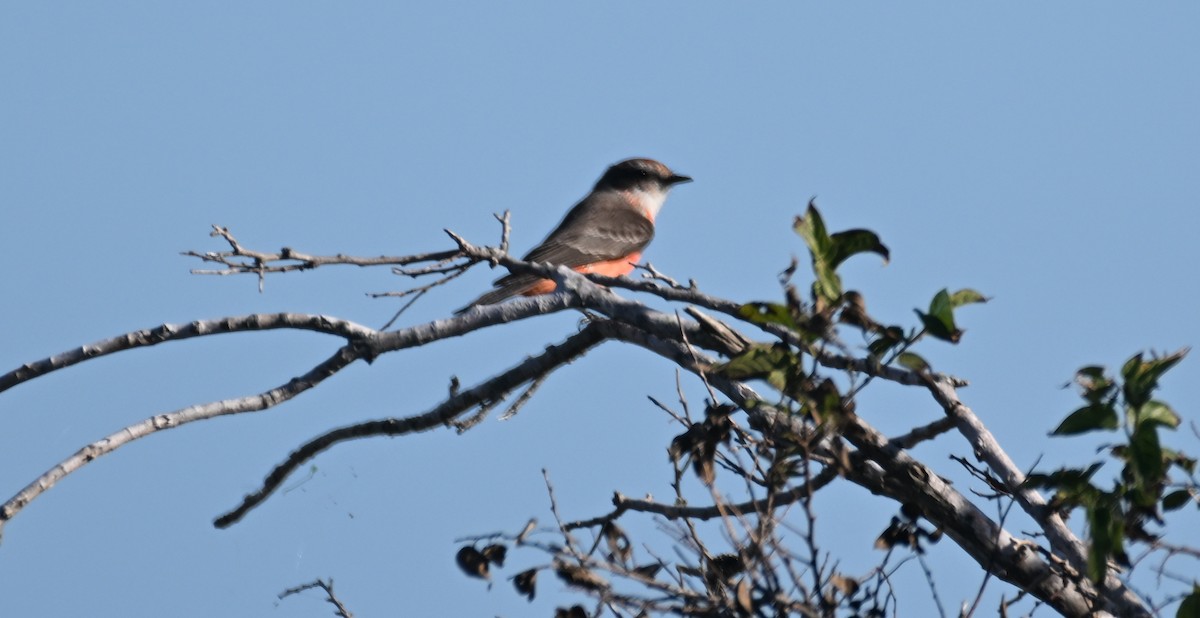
0,229 -> 1158,616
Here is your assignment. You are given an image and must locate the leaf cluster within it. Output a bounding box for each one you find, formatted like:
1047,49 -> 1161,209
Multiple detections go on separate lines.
1026,349 -> 1198,587
722,201 -> 987,388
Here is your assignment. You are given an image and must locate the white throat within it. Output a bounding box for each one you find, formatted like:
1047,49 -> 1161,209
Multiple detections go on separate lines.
629,186 -> 669,221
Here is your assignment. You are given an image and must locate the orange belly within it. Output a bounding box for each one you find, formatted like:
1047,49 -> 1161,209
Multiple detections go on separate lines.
520,252 -> 642,296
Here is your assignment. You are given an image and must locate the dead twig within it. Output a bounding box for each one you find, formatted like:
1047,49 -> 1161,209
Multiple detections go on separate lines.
279,578 -> 354,618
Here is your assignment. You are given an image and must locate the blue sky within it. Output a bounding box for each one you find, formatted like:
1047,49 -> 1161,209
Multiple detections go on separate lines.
2,3 -> 1197,616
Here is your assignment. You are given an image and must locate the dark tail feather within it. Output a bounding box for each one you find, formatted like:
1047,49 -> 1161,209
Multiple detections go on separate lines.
454,275 -> 538,314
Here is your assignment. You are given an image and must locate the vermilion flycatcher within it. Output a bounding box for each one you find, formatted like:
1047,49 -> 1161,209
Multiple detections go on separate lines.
459,158 -> 691,311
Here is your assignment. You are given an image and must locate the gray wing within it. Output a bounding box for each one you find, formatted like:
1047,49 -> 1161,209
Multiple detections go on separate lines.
520,202 -> 654,268
457,194 -> 654,310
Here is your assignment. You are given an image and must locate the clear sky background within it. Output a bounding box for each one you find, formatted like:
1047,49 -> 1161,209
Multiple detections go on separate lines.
2,3 -> 1197,616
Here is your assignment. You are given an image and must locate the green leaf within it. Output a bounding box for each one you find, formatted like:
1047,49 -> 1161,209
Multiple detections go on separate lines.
794,202 -> 889,308
1075,366 -> 1116,405
1086,508 -> 1111,582
1051,403 -> 1119,436
1167,450 -> 1197,474
896,352 -> 930,373
794,202 -> 841,305
1023,463 -> 1103,498
828,229 -> 890,270
1127,424 -> 1165,490
713,344 -> 799,392
915,289 -> 962,343
867,326 -> 906,358
804,378 -> 844,423
948,288 -> 989,308
1162,489 -> 1193,511
793,201 -> 832,257
738,302 -> 796,330
1086,503 -> 1125,582
1133,400 -> 1181,430
1121,348 -> 1188,409
1178,586 -> 1200,618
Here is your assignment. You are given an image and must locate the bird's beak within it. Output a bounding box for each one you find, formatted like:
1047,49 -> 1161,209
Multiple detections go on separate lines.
667,174 -> 692,186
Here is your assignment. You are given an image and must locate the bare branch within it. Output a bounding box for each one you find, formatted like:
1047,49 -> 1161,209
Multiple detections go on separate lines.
1,313 -> 372,394
684,307 -> 752,356
214,323 -> 610,527
0,274 -> 585,538
562,468 -> 840,531
184,224 -> 460,276
6,222 -> 1171,616
635,261 -> 689,289
593,319 -> 1143,617
921,377 -> 1100,579
373,266 -> 473,330
889,417 -> 956,449
553,265 -> 1142,614
498,374 -> 547,421
181,225 -> 958,399
279,578 -> 354,618
494,210 -> 511,254
0,344 -> 362,538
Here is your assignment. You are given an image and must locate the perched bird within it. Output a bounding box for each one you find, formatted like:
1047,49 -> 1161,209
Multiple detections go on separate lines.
458,158 -> 691,312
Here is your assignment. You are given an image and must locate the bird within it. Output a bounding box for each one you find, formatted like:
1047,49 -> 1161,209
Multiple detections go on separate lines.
457,158 -> 691,312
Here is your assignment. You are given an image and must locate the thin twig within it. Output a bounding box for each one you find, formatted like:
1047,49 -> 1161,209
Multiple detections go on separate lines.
635,262 -> 690,289
500,374 -> 547,421
184,224 -> 460,276
279,578 -> 354,618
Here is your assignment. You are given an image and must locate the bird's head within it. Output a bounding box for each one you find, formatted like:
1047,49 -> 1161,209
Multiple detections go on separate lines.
594,158 -> 692,193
